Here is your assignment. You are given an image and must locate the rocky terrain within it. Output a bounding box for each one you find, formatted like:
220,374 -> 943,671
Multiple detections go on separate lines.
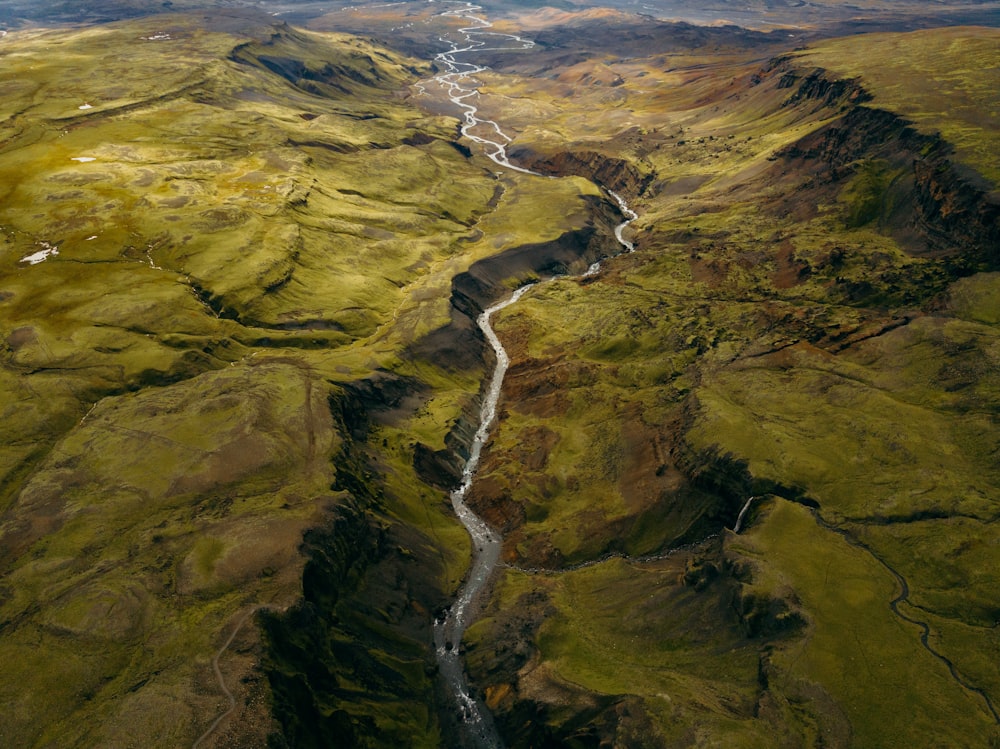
0,1 -> 997,747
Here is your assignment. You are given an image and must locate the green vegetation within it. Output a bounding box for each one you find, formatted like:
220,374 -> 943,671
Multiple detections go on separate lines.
0,9 -> 613,746
797,27 -> 1000,183
455,20 -> 1000,749
1,4 -> 997,748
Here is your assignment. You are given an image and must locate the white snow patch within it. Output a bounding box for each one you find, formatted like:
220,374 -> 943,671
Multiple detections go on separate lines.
71,157 -> 96,162
20,242 -> 59,265
78,103 -> 93,110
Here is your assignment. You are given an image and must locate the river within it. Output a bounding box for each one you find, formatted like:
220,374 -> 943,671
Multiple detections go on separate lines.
426,4 -> 637,746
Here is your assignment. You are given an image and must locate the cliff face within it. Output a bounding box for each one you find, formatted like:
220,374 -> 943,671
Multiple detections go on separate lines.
775,72 -> 998,267
506,148 -> 653,199
407,197 -> 627,491
261,386 -> 451,748
255,185 -> 631,745
912,157 -> 1000,267
773,62 -> 872,109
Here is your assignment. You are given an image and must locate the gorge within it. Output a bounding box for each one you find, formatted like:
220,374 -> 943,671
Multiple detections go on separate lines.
0,1 -> 997,747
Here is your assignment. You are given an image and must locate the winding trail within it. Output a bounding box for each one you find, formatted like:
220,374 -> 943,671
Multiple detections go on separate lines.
813,513 -> 1000,724
423,4 -> 638,745
192,607 -> 262,749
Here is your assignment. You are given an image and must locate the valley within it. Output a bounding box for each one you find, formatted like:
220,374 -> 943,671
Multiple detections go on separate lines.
0,0 -> 997,747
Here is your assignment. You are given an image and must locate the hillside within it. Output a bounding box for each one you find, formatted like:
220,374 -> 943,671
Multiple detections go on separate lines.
449,19 -> 1000,748
0,9 -> 617,745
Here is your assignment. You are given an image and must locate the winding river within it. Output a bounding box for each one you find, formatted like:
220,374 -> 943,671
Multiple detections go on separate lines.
431,2 -> 539,174
426,4 -> 637,745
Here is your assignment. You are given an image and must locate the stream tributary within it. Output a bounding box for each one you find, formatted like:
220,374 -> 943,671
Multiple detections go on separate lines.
425,4 -> 637,745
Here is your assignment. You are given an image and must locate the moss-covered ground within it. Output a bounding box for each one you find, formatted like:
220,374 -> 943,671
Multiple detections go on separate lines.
0,8 -> 612,746
1,4 -> 998,747
453,20 -> 1000,749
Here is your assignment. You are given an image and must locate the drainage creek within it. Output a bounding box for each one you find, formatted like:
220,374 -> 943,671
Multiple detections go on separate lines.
424,4 -> 637,746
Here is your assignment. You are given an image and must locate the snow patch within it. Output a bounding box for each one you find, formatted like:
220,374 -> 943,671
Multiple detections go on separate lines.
20,242 -> 59,265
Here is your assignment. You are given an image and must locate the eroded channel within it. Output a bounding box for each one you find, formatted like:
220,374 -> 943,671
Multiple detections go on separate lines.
425,5 -> 638,745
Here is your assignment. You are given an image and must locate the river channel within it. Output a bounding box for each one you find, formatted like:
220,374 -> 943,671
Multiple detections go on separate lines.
426,4 -> 637,746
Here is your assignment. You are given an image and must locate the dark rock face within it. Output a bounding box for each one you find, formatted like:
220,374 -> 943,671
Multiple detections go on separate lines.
912,157 -> 1000,267
776,84 -> 998,267
775,63 -> 872,109
262,391 -> 450,749
507,148 -> 654,198
413,441 -> 463,490
262,498 -> 385,749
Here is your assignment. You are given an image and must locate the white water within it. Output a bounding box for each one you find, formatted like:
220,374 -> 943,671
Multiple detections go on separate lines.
425,4 -> 637,745
609,189 -> 638,251
433,285 -> 533,748
733,496 -> 755,533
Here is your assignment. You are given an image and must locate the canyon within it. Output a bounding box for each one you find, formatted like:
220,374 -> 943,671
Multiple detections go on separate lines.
0,1 -> 997,747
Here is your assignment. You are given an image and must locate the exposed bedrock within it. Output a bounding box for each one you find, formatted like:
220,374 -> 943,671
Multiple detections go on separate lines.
505,147 -> 653,199
770,59 -> 873,109
408,194 -> 626,489
452,196 -> 625,317
261,386 -> 454,748
773,77 -> 998,266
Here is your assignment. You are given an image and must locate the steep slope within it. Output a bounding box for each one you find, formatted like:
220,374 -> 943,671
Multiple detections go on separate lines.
451,21 -> 1000,748
0,10 -> 627,746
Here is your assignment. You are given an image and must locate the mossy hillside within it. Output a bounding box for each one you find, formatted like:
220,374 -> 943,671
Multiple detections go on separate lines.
307,172 -> 604,373
0,12 -> 588,746
490,233 -> 998,742
850,516 -> 1000,700
471,255 -> 878,566
730,500 -> 1000,746
476,256 -> 1000,744
794,26 -> 1000,184
0,14 -> 498,338
688,325 -> 1000,522
949,271 -> 1000,325
465,555 -> 815,748
453,21 -> 1000,746
0,359 -> 343,747
0,258 -> 247,512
